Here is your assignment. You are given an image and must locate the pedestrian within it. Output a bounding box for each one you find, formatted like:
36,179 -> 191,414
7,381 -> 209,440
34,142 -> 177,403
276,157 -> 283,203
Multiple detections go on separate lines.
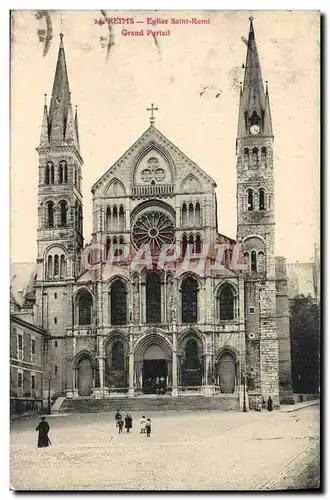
125,413 -> 133,433
145,418 -> 152,437
155,377 -> 160,395
140,415 -> 146,434
117,416 -> 124,433
35,416 -> 50,448
255,396 -> 262,412
267,396 -> 273,412
115,409 -> 122,422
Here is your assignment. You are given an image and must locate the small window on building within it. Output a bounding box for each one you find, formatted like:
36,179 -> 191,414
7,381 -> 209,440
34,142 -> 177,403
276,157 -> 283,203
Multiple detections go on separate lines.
251,251 -> 257,272
55,341 -> 58,348
55,366 -> 58,375
18,372 -> 22,387
54,317 -> 57,324
249,307 -> 255,314
18,334 -> 23,350
31,375 -> 35,390
31,339 -> 36,355
247,189 -> 254,211
54,293 -> 57,299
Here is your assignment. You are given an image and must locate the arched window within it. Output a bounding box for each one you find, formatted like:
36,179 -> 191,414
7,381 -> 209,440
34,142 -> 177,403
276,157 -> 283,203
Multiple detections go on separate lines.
45,164 -> 50,185
182,203 -> 187,226
106,207 -> 111,231
105,238 -> 111,260
181,234 -> 188,257
218,284 -> 235,320
251,250 -> 257,272
113,206 -> 118,228
146,272 -> 161,324
261,147 -> 267,166
58,164 -> 63,184
47,255 -> 53,279
113,236 -> 120,257
59,200 -> 68,226
188,203 -> 194,225
78,205 -> 83,234
74,201 -> 78,230
61,161 -> 68,183
77,291 -> 93,326
181,276 -> 198,323
243,148 -> 249,166
46,201 -> 54,227
195,202 -> 201,226
53,255 -> 59,277
259,189 -> 265,210
60,254 -> 66,278
185,339 -> 199,369
195,234 -> 202,254
111,341 -> 125,370
110,280 -> 127,325
119,206 -> 125,231
244,252 -> 249,267
74,168 -> 77,186
188,234 -> 194,252
252,147 -> 258,168
247,189 -> 253,211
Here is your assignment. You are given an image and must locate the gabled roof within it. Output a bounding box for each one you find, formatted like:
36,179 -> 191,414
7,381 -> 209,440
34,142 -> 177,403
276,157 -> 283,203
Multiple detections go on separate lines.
10,262 -> 37,307
91,124 -> 217,193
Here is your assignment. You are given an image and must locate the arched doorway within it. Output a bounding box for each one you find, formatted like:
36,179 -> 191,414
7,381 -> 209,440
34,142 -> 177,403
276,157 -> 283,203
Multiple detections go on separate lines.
142,344 -> 167,394
218,352 -> 236,393
182,338 -> 202,387
78,357 -> 93,396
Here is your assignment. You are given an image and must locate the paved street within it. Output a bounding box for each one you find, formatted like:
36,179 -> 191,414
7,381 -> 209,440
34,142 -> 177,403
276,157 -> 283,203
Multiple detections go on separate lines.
10,405 -> 319,491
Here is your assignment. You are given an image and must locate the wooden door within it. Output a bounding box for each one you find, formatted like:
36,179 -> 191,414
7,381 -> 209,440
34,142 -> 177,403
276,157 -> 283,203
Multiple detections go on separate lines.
78,358 -> 93,396
218,353 -> 235,393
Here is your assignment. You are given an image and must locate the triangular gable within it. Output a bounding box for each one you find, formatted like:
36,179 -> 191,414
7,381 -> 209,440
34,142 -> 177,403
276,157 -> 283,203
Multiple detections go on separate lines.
91,124 -> 217,194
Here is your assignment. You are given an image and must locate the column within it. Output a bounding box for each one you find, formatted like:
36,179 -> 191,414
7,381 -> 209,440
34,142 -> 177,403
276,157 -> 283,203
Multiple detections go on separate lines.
172,324 -> 178,397
128,331 -> 134,397
203,353 -> 213,397
98,337 -> 104,396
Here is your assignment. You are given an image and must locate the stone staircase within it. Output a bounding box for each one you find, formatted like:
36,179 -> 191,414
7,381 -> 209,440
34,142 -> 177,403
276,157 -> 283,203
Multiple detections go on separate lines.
59,395 -> 240,414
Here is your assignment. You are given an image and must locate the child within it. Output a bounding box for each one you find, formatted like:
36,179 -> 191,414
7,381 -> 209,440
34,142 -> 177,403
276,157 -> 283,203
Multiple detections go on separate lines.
117,416 -> 124,433
145,418 -> 152,438
140,416 -> 146,434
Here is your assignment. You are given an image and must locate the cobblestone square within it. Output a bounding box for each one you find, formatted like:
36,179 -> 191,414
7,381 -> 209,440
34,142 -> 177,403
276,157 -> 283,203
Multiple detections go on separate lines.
10,405 -> 319,491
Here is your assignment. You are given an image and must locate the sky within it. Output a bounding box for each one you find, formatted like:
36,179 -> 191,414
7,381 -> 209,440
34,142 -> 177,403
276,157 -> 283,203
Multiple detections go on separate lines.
10,10 -> 320,264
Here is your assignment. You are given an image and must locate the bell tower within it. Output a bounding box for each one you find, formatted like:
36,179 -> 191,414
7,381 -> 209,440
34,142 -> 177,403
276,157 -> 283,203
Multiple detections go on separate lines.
35,34 -> 84,394
236,18 -> 279,406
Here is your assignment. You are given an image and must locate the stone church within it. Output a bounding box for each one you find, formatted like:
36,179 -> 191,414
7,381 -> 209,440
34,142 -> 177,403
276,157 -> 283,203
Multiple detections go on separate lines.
32,19 -> 293,408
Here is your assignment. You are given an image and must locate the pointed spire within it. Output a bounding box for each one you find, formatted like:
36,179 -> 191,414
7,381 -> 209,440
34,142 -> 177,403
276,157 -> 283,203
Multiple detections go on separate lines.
238,18 -> 273,137
64,92 -> 80,149
40,94 -> 49,146
49,34 -> 71,144
263,81 -> 273,136
74,105 -> 80,151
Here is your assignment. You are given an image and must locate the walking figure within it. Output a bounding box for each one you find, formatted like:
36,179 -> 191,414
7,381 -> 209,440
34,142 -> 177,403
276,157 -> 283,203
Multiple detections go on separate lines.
140,415 -> 146,434
36,416 -> 50,448
115,409 -> 122,423
125,413 -> 133,433
267,396 -> 273,412
117,416 -> 124,433
145,418 -> 152,438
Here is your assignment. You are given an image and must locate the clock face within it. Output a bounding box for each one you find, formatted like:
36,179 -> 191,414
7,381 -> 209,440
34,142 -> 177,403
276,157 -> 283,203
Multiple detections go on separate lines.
250,124 -> 260,135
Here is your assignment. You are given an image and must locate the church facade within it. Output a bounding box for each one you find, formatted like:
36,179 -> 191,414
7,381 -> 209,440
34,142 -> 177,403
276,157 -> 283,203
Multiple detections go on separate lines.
34,20 -> 293,408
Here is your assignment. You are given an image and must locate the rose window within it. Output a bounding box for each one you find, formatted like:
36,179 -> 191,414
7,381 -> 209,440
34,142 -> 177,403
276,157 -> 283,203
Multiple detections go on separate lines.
132,211 -> 175,252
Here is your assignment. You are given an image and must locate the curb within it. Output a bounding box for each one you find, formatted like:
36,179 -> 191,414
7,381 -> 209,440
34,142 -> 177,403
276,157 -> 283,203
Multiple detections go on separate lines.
281,401 -> 319,413
259,439 -> 319,490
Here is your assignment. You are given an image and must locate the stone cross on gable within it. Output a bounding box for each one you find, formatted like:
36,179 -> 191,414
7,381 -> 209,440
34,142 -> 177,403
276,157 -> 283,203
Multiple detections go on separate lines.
147,103 -> 158,125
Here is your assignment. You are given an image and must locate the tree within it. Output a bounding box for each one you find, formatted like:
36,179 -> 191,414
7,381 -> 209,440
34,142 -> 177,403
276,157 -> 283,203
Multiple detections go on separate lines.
290,295 -> 320,394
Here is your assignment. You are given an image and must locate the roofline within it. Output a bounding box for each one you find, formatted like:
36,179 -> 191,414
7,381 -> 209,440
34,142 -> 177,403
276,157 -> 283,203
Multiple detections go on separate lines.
91,124 -> 217,193
10,314 -> 48,336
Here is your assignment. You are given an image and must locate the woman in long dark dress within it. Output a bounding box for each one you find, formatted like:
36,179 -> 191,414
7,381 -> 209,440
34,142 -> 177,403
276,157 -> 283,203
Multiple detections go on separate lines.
124,414 -> 133,433
36,416 -> 50,447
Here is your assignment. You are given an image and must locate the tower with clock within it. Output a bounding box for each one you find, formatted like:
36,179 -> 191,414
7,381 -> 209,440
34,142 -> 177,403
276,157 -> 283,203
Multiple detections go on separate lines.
236,18 -> 293,403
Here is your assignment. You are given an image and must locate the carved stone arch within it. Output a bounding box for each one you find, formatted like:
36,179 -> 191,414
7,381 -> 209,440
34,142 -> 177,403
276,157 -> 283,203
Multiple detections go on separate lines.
73,286 -> 95,302
130,199 -> 176,221
104,178 -> 126,197
215,280 -> 239,297
178,327 -> 205,352
134,329 -> 173,362
132,140 -> 176,183
55,194 -> 71,204
107,274 -> 130,293
178,272 -> 202,291
43,243 -> 67,259
180,174 -> 202,193
73,350 -> 97,369
104,331 -> 128,352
